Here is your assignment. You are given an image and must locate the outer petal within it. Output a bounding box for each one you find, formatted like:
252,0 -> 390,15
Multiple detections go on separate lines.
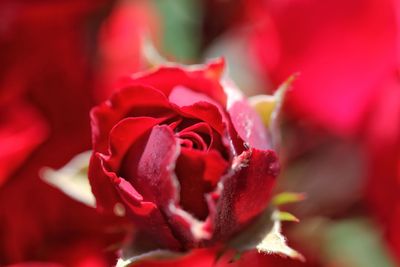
175,148 -> 229,220
211,148 -> 280,241
90,121 -> 183,250
223,80 -> 271,150
89,117 -> 162,212
90,86 -> 173,153
88,154 -> 121,213
119,58 -> 227,107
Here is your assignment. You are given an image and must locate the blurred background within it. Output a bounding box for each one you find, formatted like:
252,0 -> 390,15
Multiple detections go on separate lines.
0,0 -> 399,266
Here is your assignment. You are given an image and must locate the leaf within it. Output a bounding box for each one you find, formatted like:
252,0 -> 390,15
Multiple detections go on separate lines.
153,0 -> 202,62
272,192 -> 306,206
256,211 -> 305,261
273,211 -> 300,223
40,151 -> 95,207
249,74 -> 298,151
249,74 -> 297,126
249,95 -> 276,128
324,219 -> 397,267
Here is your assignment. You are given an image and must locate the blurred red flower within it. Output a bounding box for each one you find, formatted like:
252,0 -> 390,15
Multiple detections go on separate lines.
0,0 -> 155,265
234,0 -> 400,263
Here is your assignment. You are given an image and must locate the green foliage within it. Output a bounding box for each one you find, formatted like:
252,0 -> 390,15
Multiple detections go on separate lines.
153,0 -> 202,62
324,219 -> 397,267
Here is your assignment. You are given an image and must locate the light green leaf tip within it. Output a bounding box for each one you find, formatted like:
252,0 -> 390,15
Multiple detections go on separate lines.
273,211 -> 300,223
272,192 -> 306,206
249,73 -> 298,151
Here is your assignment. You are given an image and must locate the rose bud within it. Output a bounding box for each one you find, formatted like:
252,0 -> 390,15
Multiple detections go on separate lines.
88,59 -> 280,255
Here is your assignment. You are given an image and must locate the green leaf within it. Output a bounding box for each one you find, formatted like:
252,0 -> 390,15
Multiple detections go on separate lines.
324,219 -> 397,267
273,211 -> 300,223
153,0 -> 202,62
272,192 -> 306,206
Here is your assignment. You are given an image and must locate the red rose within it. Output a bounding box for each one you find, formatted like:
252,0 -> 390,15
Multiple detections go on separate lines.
89,59 -> 279,251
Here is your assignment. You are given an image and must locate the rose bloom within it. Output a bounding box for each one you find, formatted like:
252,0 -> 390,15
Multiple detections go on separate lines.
89,59 -> 280,251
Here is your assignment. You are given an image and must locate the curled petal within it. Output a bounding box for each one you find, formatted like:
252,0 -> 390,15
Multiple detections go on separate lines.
90,86 -> 173,153
119,58 -> 227,107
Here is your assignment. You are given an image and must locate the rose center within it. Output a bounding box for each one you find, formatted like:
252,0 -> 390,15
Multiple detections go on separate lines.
177,131 -> 208,151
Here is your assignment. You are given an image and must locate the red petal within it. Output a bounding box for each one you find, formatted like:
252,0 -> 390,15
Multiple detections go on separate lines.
213,148 -> 279,240
119,59 -> 227,107
175,148 -> 229,220
88,154 -> 122,213
90,86 -> 173,153
123,125 -> 180,206
106,117 -> 164,170
228,99 -> 271,150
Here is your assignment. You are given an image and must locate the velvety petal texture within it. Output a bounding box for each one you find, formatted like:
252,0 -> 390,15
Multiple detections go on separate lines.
89,59 -> 280,251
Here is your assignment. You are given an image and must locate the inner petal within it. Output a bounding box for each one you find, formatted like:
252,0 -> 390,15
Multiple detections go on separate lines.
175,148 -> 229,220
120,125 -> 180,206
179,122 -> 213,148
177,131 -> 207,151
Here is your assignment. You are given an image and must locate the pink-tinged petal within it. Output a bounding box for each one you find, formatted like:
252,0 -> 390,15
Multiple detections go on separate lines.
90,86 -> 173,153
223,81 -> 271,150
119,59 -> 227,106
213,148 -> 279,240
175,148 -> 229,220
169,85 -> 223,108
122,125 -> 180,206
228,100 -> 271,150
